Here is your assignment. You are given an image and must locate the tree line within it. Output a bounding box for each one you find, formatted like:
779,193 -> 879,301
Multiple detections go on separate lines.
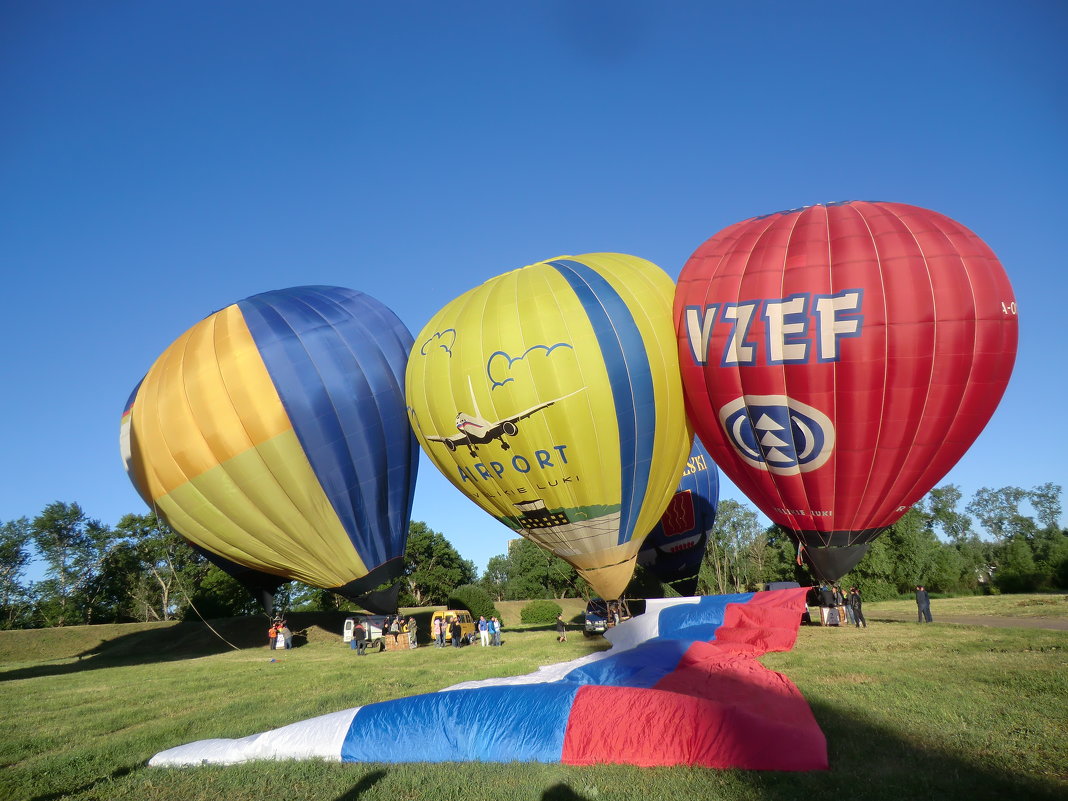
1,482 -> 1063,629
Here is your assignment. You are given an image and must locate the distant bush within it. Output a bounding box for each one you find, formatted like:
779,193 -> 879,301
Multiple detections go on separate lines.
520,599 -> 562,625
447,584 -> 501,623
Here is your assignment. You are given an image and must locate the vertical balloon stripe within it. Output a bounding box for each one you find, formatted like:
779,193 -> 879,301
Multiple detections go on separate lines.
549,259 -> 655,546
239,287 -> 416,568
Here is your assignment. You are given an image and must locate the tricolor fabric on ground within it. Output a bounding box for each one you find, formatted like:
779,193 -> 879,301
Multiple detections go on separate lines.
150,588 -> 827,770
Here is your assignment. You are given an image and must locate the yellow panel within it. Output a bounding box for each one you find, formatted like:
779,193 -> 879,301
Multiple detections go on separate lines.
130,305 -> 289,501
154,428 -> 367,588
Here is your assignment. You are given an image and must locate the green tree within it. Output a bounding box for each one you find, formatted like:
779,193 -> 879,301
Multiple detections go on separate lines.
109,513 -> 190,621
479,554 -> 509,601
967,486 -> 1033,542
31,502 -> 114,626
0,518 -> 33,629
926,485 -> 974,544
400,521 -> 476,606
1029,482 -> 1063,532
482,537 -> 580,600
995,535 -> 1042,593
698,499 -> 763,594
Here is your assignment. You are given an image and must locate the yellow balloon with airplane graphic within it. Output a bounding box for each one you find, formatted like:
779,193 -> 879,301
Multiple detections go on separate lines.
406,253 -> 692,599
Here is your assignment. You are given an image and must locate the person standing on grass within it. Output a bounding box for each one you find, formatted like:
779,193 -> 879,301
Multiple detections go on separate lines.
848,587 -> 866,628
818,584 -> 836,626
490,616 -> 502,646
407,617 -> 418,649
478,615 -> 490,647
352,620 -> 367,655
268,622 -> 278,650
280,620 -> 293,649
915,585 -> 933,623
556,613 -> 567,642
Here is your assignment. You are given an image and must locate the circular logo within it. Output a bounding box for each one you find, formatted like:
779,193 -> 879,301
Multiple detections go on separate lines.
718,395 -> 834,475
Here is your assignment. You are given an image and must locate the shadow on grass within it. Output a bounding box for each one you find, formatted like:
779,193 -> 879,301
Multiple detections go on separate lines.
25,764 -> 136,801
0,611 -> 353,683
17,699 -> 1066,801
332,769 -> 388,800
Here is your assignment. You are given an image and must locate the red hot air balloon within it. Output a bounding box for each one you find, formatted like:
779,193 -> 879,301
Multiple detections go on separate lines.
675,201 -> 1018,581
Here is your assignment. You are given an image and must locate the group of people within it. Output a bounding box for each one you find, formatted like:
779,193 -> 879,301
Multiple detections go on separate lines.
267,619 -> 293,649
476,615 -> 502,647
814,583 -> 935,627
431,614 -> 502,647
816,584 -> 867,628
383,614 -> 419,649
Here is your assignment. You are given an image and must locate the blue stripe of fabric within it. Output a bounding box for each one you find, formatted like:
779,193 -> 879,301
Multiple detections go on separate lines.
238,286 -> 417,571
559,593 -> 754,688
341,684 -> 580,763
657,593 -> 754,643
548,260 -> 655,546
561,639 -> 693,688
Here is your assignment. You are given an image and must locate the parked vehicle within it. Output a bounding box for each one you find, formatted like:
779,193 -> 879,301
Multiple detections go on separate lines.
343,615 -> 388,651
430,609 -> 477,644
583,598 -> 635,636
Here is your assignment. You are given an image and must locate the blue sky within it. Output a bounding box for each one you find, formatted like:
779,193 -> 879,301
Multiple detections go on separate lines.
2,1 -> 1065,579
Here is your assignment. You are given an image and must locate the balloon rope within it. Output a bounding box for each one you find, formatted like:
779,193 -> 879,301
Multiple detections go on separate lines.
164,552 -> 243,652
150,503 -> 242,651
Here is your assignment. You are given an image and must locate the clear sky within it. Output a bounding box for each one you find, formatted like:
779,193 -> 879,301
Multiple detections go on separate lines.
2,1 -> 1065,579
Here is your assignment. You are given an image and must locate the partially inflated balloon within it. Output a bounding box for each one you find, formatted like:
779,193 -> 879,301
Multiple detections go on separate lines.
636,437 -> 719,596
407,254 -> 692,599
675,202 -> 1018,580
121,286 -> 417,611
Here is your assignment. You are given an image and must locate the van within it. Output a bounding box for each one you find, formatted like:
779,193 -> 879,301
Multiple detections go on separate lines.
343,615 -> 388,651
430,609 -> 476,644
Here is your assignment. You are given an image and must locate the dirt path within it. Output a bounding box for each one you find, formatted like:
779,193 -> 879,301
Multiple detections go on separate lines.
866,612 -> 1068,631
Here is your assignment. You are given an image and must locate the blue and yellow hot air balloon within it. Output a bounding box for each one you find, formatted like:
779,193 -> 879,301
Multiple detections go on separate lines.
120,286 -> 418,613
406,254 -> 692,600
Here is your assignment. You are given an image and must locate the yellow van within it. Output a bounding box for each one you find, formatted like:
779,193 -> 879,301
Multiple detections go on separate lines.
430,609 -> 476,645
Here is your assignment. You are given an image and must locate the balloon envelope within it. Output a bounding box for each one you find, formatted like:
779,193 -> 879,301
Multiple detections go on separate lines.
121,286 -> 418,606
407,253 -> 692,599
636,437 -> 719,595
675,202 -> 1018,579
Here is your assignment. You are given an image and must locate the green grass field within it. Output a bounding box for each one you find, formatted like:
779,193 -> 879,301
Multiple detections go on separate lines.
1,594 -> 1066,801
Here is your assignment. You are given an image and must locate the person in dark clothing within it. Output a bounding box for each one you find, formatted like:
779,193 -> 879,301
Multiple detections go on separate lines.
555,613 -> 567,642
848,587 -> 866,628
450,618 -> 462,647
915,585 -> 933,622
818,584 -> 837,626
352,620 -> 367,654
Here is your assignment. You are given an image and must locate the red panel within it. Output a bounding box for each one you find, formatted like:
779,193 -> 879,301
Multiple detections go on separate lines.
561,590 -> 826,770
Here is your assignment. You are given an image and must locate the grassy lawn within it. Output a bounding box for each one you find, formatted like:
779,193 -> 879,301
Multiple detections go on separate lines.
1,599 -> 1066,801
864,592 -> 1068,620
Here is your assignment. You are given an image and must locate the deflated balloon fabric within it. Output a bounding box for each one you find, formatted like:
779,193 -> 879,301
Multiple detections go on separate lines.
150,588 -> 827,770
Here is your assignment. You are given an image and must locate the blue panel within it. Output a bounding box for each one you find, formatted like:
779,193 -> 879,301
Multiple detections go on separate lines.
341,684 -> 580,763
561,640 -> 691,689
549,260 -> 655,545
656,593 -> 754,644
238,286 -> 417,571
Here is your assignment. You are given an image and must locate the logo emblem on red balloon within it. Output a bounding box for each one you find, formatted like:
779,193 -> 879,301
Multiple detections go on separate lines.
719,395 -> 835,475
